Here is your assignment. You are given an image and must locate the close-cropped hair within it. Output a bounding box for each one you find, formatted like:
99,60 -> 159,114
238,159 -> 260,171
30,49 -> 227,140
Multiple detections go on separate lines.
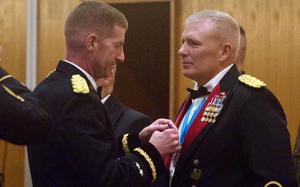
65,0 -> 128,50
186,10 -> 240,55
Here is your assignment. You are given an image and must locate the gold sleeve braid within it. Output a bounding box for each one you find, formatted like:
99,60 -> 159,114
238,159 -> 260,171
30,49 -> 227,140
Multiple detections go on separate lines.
133,147 -> 157,182
0,75 -> 12,82
122,133 -> 130,153
264,181 -> 282,187
0,75 -> 24,102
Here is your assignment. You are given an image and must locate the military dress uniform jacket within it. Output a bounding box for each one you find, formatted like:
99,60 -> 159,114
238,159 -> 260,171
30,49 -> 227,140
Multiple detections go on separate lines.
28,61 -> 164,187
0,67 -> 51,145
104,95 -> 153,137
170,65 -> 297,187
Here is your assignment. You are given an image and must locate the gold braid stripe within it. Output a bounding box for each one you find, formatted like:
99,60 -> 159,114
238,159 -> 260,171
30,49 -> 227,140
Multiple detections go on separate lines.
122,133 -> 130,153
264,181 -> 282,187
134,147 -> 157,182
0,75 -> 12,82
1,84 -> 24,102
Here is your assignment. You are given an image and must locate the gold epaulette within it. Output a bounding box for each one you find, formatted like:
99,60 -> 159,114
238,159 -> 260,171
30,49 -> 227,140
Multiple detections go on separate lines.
71,74 -> 89,94
122,133 -> 130,154
238,74 -> 266,88
264,181 -> 282,187
134,147 -> 157,182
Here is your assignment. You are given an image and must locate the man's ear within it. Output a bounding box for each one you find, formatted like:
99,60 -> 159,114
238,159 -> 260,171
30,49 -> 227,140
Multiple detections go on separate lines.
218,43 -> 232,62
86,34 -> 97,51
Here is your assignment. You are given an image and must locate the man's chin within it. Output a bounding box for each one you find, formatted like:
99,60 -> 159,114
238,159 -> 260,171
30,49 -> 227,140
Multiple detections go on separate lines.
182,71 -> 192,78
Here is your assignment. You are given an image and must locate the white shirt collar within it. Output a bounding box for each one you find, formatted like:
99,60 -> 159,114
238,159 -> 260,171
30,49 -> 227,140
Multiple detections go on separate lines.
101,94 -> 111,104
63,59 -> 98,91
196,64 -> 233,92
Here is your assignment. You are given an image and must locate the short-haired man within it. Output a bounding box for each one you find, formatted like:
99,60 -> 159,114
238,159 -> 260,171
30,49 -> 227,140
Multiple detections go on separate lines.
28,1 -> 179,186
165,10 -> 296,187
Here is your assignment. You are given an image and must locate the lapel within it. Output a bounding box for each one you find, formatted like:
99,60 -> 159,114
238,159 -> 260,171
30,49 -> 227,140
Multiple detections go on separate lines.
55,60 -> 98,96
176,65 -> 240,166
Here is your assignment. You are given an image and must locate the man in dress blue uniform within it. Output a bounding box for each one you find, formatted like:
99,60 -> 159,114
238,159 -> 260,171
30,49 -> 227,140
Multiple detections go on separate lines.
0,45 -> 52,145
164,10 -> 297,187
97,64 -> 153,137
28,1 -> 180,186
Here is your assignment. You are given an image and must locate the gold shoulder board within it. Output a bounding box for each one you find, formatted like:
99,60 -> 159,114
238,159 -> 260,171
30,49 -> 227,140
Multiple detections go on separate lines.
238,74 -> 266,88
71,74 -> 89,94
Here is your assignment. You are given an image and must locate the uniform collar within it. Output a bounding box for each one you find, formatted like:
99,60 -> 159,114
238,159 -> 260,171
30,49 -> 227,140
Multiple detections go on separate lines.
196,64 -> 234,92
63,59 -> 98,92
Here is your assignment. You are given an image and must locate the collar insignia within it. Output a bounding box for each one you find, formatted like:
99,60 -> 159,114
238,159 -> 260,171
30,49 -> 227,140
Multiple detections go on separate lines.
238,74 -> 266,88
71,74 -> 89,94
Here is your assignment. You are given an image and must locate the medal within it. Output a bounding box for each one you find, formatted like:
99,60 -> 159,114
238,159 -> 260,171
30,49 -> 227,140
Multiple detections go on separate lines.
201,92 -> 227,124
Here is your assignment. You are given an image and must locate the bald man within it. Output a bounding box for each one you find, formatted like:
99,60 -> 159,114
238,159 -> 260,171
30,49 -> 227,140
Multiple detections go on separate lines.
163,10 -> 296,187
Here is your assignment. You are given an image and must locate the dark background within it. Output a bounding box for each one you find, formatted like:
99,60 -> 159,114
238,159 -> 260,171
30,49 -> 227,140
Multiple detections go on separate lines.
111,2 -> 170,119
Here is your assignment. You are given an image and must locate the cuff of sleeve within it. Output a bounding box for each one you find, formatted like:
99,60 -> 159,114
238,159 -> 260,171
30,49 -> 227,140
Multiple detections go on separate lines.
133,143 -> 164,182
127,132 -> 141,149
118,132 -> 141,154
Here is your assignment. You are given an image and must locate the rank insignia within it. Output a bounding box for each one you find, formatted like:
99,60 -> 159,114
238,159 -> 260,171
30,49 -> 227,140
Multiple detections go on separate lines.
135,162 -> 144,177
238,74 -> 266,88
201,92 -> 227,124
71,74 -> 89,94
190,168 -> 202,182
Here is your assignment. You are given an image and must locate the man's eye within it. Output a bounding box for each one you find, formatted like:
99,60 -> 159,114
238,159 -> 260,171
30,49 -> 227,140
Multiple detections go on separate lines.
188,40 -> 200,46
117,42 -> 124,46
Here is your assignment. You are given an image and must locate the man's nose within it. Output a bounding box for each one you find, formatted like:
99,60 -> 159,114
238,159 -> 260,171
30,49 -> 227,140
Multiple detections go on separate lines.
116,49 -> 125,63
178,43 -> 187,57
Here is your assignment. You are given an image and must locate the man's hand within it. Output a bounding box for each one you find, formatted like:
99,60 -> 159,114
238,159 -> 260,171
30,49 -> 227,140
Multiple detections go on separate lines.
149,127 -> 180,158
139,118 -> 174,144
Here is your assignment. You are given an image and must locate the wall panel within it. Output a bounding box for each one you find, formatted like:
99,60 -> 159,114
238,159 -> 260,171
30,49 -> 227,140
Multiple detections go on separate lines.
0,0 -> 26,187
37,0 -> 82,82
173,0 -> 300,146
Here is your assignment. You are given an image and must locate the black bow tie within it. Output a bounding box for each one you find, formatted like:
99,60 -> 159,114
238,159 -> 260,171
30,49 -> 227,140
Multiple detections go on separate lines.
97,87 -> 102,95
187,87 -> 210,99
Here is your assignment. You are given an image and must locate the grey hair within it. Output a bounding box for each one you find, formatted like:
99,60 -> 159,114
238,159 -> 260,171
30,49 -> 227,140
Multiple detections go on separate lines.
186,10 -> 240,59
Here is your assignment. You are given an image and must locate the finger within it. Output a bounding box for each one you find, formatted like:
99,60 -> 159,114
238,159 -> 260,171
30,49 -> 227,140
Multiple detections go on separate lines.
156,119 -> 173,125
167,121 -> 177,130
149,124 -> 168,132
162,128 -> 179,136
